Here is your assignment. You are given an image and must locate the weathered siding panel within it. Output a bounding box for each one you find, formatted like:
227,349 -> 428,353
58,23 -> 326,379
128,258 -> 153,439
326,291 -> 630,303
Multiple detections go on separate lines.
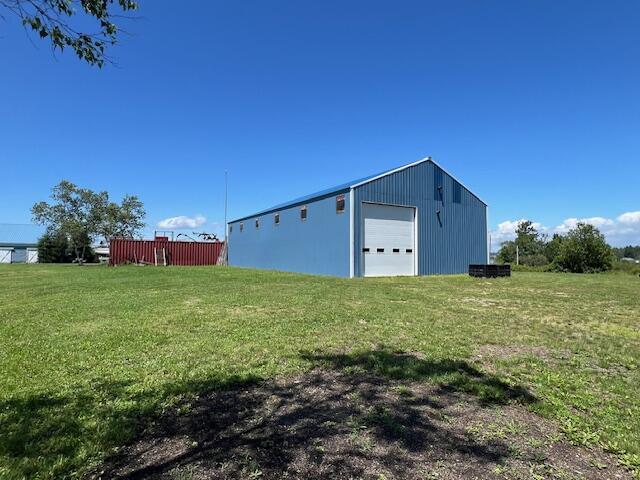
228,193 -> 350,276
354,161 -> 486,276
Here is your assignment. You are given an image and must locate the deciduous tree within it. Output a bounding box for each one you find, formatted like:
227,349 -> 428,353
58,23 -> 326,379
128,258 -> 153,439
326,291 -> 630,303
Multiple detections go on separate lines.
555,223 -> 613,273
496,220 -> 545,265
544,234 -> 564,264
0,0 -> 137,67
32,180 -> 145,263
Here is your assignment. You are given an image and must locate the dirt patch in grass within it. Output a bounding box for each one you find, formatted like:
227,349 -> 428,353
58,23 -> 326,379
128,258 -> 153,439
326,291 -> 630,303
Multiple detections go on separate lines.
94,366 -> 629,479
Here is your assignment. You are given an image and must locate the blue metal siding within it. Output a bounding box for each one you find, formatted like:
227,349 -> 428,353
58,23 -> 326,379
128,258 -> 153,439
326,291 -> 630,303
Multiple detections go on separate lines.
354,161 -> 487,276
453,181 -> 462,203
228,194 -> 350,276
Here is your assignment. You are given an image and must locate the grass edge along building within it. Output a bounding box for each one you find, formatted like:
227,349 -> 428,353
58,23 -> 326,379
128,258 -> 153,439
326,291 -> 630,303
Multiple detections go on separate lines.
228,157 -> 488,277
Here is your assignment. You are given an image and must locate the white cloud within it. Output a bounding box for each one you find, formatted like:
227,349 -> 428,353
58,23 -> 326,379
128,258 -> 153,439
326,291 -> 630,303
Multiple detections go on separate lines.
618,211 -> 640,225
490,211 -> 640,248
157,215 -> 206,229
554,216 -> 614,234
492,219 -> 543,245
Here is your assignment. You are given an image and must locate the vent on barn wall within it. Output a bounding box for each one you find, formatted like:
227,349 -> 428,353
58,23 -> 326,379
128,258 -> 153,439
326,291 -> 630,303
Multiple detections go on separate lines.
433,167 -> 443,201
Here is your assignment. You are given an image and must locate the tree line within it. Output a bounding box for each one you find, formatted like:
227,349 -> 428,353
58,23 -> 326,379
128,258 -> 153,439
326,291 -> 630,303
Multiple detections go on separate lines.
32,180 -> 145,263
612,245 -> 640,260
496,220 -> 627,273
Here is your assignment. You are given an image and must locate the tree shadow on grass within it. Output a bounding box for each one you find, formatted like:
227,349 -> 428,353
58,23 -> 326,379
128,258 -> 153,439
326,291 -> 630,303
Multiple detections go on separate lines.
92,348 -> 540,479
300,348 -> 537,406
0,375 -> 262,479
1,349 -> 542,479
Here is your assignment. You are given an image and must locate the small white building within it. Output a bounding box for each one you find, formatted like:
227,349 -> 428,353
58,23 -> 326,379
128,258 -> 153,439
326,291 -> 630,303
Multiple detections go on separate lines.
94,244 -> 110,263
0,224 -> 43,264
621,257 -> 640,264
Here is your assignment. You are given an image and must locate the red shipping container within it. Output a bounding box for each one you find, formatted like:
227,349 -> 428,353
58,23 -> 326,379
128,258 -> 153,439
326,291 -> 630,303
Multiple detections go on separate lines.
109,238 -> 224,266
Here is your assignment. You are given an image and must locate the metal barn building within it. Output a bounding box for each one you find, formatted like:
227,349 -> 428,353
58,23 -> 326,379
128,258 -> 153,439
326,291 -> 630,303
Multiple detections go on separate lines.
227,158 -> 488,277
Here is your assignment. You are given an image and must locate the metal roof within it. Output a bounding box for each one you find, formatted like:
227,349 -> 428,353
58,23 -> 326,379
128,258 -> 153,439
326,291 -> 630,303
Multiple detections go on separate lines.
229,157 -> 486,224
0,224 -> 45,247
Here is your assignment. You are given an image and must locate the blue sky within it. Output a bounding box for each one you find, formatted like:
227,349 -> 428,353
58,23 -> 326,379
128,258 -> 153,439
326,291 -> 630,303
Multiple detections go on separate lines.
1,0 -> 639,246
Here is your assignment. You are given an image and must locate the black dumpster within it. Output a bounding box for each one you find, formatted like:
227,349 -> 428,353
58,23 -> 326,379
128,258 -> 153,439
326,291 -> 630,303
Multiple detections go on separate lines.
469,264 -> 511,278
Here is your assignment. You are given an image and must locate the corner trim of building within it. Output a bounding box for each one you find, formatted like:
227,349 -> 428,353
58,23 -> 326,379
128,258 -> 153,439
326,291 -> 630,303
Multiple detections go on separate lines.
349,188 -> 355,278
486,205 -> 490,264
414,206 -> 419,275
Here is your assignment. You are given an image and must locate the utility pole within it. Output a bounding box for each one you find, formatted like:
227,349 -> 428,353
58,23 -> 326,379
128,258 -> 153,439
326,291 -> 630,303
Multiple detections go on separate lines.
224,170 -> 228,243
217,170 -> 228,266
489,234 -> 492,264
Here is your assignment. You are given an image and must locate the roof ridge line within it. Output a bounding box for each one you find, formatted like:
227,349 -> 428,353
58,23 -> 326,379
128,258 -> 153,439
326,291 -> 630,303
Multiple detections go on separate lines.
348,157 -> 432,189
228,155 -> 491,224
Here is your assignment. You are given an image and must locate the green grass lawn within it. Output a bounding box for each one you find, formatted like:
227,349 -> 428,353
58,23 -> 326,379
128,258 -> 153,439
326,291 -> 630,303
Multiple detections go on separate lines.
1,265 -> 639,479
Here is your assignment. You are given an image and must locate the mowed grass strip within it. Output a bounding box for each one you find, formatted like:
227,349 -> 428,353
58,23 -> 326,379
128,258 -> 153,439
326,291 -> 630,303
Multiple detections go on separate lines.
0,265 -> 638,479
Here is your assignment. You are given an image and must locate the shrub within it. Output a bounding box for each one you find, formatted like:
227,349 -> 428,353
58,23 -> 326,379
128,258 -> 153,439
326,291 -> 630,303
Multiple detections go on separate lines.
519,254 -> 549,267
37,232 -> 72,263
37,231 -> 97,263
496,240 -> 516,264
554,223 -> 613,273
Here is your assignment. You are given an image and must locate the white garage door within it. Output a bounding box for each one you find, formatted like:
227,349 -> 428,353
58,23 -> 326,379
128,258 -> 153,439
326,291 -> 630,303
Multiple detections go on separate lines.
362,203 -> 416,277
0,249 -> 12,264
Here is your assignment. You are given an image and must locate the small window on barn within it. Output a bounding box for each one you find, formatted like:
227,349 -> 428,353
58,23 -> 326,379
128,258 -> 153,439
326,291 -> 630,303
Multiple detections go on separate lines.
229,225 -> 233,234
453,181 -> 462,204
274,213 -> 280,225
336,195 -> 345,213
300,205 -> 307,221
240,223 -> 244,232
255,218 -> 260,229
